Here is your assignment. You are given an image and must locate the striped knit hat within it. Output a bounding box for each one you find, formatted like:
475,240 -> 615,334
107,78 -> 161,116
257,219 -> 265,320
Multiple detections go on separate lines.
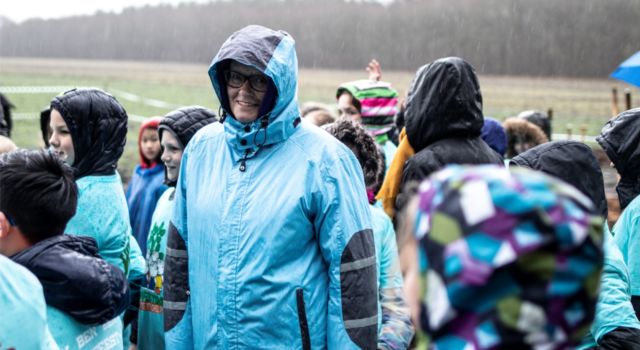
337,80 -> 398,136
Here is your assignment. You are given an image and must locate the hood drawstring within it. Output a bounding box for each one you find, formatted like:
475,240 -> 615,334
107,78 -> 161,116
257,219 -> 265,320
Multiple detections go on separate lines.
240,116 -> 269,173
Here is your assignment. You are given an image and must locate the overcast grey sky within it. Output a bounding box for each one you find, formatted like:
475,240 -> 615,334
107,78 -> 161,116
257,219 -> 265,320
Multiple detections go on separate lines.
1,0 -> 213,23
1,0 -> 394,23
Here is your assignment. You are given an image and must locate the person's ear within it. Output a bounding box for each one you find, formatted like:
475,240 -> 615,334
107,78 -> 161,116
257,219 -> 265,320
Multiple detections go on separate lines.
0,212 -> 11,239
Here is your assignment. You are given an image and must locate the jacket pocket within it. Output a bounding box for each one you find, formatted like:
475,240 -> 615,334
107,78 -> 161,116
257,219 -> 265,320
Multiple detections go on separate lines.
296,288 -> 311,350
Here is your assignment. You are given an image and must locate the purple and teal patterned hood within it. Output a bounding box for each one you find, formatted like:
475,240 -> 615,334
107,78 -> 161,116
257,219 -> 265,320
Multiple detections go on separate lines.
414,165 -> 604,349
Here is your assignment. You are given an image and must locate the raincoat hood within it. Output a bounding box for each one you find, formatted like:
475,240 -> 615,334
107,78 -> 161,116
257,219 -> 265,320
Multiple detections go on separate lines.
50,88 -> 127,179
138,117 -> 162,169
597,108 -> 640,210
511,140 -> 608,218
481,117 -> 507,156
208,25 -> 300,157
414,165 -> 603,349
11,234 -> 130,325
518,109 -> 552,140
405,57 -> 483,152
158,106 -> 218,186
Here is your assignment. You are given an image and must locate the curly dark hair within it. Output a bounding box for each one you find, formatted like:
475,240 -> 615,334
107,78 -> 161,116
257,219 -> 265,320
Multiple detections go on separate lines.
324,120 -> 384,191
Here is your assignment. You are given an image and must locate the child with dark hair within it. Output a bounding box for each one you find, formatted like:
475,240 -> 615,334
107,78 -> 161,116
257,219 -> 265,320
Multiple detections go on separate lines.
0,149 -> 129,349
127,117 -> 167,256
324,120 -> 414,350
131,106 -> 217,349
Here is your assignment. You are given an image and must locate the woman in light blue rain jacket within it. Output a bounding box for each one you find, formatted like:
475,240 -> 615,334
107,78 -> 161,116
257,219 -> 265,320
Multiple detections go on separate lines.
163,25 -> 378,349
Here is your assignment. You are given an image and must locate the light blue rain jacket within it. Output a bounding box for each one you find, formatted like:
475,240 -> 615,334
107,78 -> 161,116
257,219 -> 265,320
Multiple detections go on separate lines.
163,25 -> 378,349
0,255 -> 59,350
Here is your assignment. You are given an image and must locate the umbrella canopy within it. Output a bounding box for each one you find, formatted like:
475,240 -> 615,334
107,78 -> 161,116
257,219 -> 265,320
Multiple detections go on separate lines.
611,51 -> 640,87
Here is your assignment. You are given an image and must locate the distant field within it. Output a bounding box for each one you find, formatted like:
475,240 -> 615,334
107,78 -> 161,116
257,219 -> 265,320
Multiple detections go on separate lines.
1,57 -> 638,179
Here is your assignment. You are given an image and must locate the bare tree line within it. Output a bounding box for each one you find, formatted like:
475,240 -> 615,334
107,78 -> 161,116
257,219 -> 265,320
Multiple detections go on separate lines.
0,0 -> 638,77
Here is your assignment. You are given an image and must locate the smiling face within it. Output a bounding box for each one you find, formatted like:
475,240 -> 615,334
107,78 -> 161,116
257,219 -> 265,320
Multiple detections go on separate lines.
160,131 -> 183,182
140,128 -> 161,163
48,109 -> 75,166
226,61 -> 268,123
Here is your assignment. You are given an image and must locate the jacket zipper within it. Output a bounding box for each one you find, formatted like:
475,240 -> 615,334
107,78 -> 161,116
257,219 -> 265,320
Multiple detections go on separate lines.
296,288 -> 311,350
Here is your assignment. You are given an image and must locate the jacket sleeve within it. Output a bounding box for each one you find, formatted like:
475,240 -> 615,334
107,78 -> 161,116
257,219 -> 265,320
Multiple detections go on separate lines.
612,204 -> 640,316
591,230 -> 640,343
315,150 -> 378,350
378,216 -> 414,350
163,146 -> 192,347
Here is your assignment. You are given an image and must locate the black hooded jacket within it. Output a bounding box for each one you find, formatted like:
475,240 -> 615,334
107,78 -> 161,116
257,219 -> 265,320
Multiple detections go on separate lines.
511,140 -> 607,218
597,108 -> 640,211
50,88 -> 128,179
11,235 -> 130,325
402,57 -> 502,185
157,106 -> 218,187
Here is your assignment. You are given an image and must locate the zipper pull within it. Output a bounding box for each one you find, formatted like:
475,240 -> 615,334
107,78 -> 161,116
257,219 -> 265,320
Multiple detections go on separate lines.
240,159 -> 246,172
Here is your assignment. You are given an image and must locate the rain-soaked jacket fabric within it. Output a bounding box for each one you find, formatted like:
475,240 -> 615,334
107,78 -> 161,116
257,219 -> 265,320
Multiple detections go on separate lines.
401,57 -> 502,188
597,108 -> 640,211
158,106 -> 219,187
11,235 -> 130,325
164,25 -> 377,349
127,163 -> 166,256
0,255 -> 59,350
50,88 -> 127,180
414,165 -> 603,349
66,173 -> 146,279
510,141 -> 640,347
510,140 -> 608,218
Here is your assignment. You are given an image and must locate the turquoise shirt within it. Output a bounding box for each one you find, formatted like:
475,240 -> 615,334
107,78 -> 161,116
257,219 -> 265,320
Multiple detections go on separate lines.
138,187 -> 175,350
65,173 -> 145,279
47,307 -> 123,350
579,225 -> 640,348
612,195 -> 640,297
0,255 -> 59,350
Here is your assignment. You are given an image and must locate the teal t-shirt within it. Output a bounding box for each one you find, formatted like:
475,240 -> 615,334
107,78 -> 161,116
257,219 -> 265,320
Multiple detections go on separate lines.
612,195 -> 640,296
47,307 -> 123,350
0,255 -> 59,350
65,173 -> 146,279
579,225 -> 640,348
138,188 -> 175,349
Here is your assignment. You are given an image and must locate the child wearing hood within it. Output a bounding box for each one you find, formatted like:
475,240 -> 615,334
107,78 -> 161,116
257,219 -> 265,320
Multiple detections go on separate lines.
46,88 -> 146,347
130,106 -> 217,349
0,149 -> 130,349
127,117 -> 167,256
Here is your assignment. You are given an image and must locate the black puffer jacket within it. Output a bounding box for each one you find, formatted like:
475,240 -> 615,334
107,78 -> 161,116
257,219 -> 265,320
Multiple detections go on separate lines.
597,108 -> 640,211
11,235 -> 130,325
50,88 -> 128,179
401,57 -> 502,185
511,140 -> 607,218
157,106 -> 218,187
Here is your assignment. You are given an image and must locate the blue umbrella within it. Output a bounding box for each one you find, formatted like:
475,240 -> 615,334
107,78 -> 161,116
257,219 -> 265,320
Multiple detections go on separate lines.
611,51 -> 640,87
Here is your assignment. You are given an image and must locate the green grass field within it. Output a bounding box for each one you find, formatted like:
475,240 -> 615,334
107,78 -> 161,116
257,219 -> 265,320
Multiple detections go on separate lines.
1,57 -> 638,179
